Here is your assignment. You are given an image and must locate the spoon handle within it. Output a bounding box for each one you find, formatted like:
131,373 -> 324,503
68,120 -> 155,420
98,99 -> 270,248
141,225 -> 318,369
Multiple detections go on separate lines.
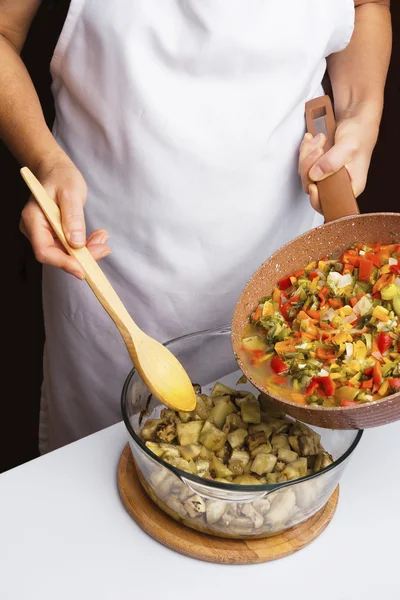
20,167 -> 142,351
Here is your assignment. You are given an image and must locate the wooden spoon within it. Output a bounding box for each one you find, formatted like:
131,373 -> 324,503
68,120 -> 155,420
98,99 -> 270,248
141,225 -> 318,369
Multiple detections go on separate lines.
20,167 -> 196,412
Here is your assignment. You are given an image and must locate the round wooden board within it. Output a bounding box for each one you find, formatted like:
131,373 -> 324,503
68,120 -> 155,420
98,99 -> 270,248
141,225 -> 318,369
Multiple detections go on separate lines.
117,444 -> 339,565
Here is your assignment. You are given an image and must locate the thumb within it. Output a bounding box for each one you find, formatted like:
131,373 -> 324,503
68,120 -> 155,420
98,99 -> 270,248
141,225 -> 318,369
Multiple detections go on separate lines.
57,182 -> 87,248
308,137 -> 356,183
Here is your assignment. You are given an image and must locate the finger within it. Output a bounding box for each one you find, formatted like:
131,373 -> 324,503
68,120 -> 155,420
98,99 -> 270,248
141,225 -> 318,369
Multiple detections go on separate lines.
86,228 -> 110,245
309,136 -> 357,182
57,184 -> 87,249
298,132 -> 326,170
309,183 -> 321,214
87,244 -> 112,261
300,147 -> 324,193
30,226 -> 85,279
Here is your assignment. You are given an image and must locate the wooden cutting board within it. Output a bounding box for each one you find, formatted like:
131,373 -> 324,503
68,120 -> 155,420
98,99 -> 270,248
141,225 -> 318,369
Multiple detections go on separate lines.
117,444 -> 339,564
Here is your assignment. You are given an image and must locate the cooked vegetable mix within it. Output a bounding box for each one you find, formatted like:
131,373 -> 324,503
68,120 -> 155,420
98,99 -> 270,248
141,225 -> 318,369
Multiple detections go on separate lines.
139,382 -> 336,537
141,382 -> 332,484
241,242 -> 400,407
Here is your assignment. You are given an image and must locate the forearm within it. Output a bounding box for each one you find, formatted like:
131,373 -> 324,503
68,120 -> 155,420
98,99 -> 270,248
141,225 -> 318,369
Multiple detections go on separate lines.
327,2 -> 392,130
0,33 -> 62,171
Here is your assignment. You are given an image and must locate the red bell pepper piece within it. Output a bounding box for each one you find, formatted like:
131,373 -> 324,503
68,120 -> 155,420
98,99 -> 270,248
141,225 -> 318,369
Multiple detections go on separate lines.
306,376 -> 335,396
340,400 -> 359,407
316,348 -> 337,361
280,294 -> 301,322
390,265 -> 400,275
307,309 -> 321,321
377,332 -> 392,355
271,356 -> 288,375
360,379 -> 373,389
364,252 -> 381,268
328,298 -> 344,309
318,286 -> 330,308
294,269 -> 305,278
309,271 -> 319,280
343,264 -> 355,275
358,258 -> 374,281
349,297 -> 358,307
388,378 -> 400,391
278,276 -> 292,290
364,367 -> 373,376
373,362 -> 383,387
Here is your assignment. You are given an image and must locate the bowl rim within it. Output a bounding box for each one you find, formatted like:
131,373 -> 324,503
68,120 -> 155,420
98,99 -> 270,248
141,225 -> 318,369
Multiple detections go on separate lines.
121,326 -> 364,494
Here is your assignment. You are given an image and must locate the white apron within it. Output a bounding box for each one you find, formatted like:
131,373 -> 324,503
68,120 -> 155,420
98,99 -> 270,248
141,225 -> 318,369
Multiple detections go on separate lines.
40,0 -> 354,452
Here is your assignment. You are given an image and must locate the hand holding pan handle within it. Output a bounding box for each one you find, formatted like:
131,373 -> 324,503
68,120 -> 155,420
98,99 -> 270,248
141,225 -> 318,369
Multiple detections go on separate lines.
305,95 -> 360,223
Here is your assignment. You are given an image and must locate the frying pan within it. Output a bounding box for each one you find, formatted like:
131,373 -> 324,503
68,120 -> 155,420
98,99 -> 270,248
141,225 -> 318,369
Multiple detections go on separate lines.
232,95 -> 400,429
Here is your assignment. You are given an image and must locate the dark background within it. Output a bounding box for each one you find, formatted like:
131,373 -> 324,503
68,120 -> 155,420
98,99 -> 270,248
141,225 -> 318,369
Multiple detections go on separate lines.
1,2 -> 399,473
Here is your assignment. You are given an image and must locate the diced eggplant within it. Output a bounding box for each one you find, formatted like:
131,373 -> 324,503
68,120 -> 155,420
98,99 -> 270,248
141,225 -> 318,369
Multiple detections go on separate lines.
212,456 -> 233,479
265,489 -> 296,528
273,461 -> 286,472
250,453 -> 278,475
248,423 -> 273,438
156,419 -> 177,443
229,517 -> 254,534
314,451 -> 334,472
247,431 -> 268,453
160,445 -> 181,459
288,435 -> 300,454
194,394 -> 211,421
278,448 -> 299,463
307,455 -> 318,471
233,474 -> 262,485
223,413 -> 246,434
176,421 -> 204,446
195,459 -> 210,477
298,435 -> 321,456
240,396 -> 261,424
227,459 -> 244,476
179,444 -> 201,461
250,442 -> 272,458
215,443 -> 231,465
267,418 -> 292,433
227,428 -> 248,449
178,486 -> 193,502
184,495 -> 206,518
210,382 -> 237,398
199,421 -> 227,451
178,411 -> 192,423
229,449 -> 250,469
290,421 -> 316,437
192,383 -> 202,394
166,495 -> 187,518
145,441 -> 164,457
259,393 -> 287,418
271,434 -> 290,452
252,499 -> 271,515
141,419 -> 160,441
241,504 -> 263,528
266,472 -> 280,484
280,457 -> 308,480
210,397 -> 236,428
205,500 -> 227,524
199,445 -> 214,461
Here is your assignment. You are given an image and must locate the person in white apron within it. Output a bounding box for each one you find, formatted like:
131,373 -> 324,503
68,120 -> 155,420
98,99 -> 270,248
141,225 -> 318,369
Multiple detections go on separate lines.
1,1 -> 391,451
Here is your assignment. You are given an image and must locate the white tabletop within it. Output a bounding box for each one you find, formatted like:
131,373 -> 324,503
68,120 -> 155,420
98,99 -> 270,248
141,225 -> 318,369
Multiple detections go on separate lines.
1,419 -> 399,600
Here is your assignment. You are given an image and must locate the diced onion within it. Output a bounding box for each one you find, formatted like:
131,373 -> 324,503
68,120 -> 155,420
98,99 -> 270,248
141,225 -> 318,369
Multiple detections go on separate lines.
389,258 -> 398,265
371,351 -> 383,361
345,343 -> 354,357
319,369 -> 329,377
353,296 -> 372,317
321,307 -> 335,322
343,312 -> 358,325
395,277 -> 400,287
359,250 -> 365,256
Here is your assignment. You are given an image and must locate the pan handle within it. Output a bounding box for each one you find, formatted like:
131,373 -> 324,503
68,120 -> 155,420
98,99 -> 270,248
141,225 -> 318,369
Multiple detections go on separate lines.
305,95 -> 360,223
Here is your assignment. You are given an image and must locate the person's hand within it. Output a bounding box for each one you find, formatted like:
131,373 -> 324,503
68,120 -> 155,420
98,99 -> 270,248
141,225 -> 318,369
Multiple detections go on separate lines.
20,153 -> 111,279
298,112 -> 379,213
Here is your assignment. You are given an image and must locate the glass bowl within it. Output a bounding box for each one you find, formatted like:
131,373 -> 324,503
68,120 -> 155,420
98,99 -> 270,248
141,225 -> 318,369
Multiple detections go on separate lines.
121,326 -> 363,539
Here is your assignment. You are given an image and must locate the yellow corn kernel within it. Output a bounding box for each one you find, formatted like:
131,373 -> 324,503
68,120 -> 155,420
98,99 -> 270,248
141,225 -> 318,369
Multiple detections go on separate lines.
344,323 -> 354,330
318,260 -> 326,271
290,276 -> 297,285
305,261 -> 317,271
339,305 -> 353,317
333,332 -> 347,344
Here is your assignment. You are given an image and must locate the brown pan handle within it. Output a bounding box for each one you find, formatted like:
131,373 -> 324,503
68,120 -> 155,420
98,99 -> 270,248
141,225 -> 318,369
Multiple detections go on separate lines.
305,95 -> 360,223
